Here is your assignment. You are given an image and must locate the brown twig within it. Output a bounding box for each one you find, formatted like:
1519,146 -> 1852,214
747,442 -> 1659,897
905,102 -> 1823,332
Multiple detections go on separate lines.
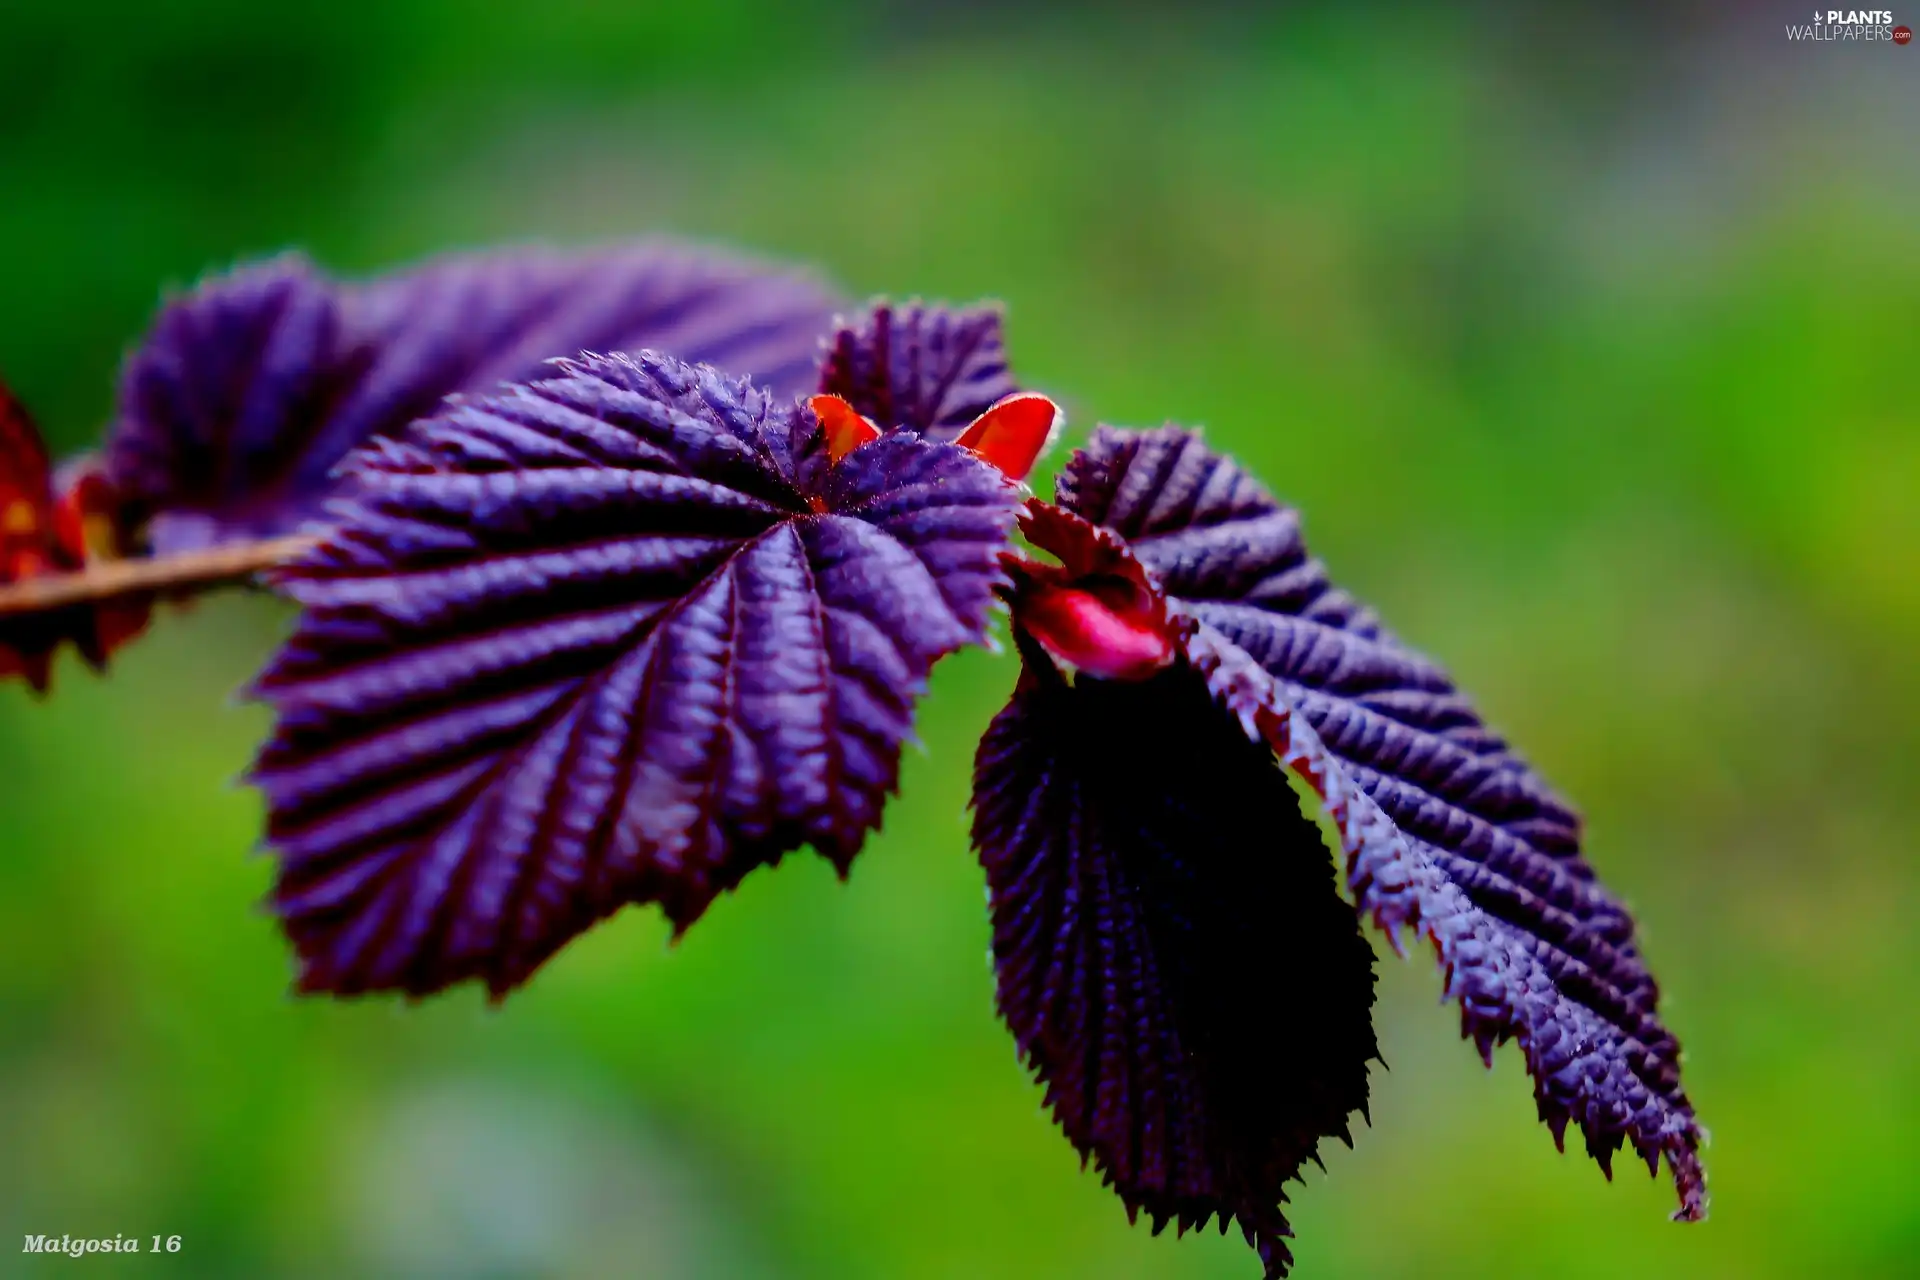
0,535 -> 320,617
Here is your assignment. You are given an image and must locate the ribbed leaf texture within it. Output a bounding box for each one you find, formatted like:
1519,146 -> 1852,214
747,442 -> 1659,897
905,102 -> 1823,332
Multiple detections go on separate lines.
973,641 -> 1378,1279
105,243 -> 842,553
1054,425 -> 1707,1222
817,302 -> 1015,439
248,351 -> 1019,997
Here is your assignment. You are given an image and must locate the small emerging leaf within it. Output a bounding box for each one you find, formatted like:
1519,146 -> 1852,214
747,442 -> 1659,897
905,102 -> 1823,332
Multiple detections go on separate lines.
250,352 -> 1020,998
955,392 -> 1058,483
0,384 -> 146,688
0,380 -> 64,689
1003,502 -> 1174,681
808,393 -> 880,463
0,380 -> 56,584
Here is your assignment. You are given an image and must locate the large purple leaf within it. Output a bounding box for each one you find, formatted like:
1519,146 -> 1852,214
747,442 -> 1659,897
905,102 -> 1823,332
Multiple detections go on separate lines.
106,243 -> 841,554
1055,425 -> 1707,1220
248,351 -> 1018,998
817,302 -> 1015,439
973,641 -> 1378,1279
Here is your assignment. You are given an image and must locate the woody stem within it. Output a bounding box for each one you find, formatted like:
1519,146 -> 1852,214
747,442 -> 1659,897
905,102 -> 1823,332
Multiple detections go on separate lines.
0,535 -> 320,617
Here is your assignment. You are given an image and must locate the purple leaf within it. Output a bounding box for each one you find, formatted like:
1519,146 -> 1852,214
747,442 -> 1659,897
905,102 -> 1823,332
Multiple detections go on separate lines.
1055,425 -> 1707,1221
248,351 -> 1018,998
106,243 -> 842,554
817,301 -> 1015,439
973,644 -> 1378,1279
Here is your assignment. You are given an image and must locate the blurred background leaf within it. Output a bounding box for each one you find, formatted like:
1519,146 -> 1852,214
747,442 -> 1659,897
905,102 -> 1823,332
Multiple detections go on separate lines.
2,3 -> 1915,1276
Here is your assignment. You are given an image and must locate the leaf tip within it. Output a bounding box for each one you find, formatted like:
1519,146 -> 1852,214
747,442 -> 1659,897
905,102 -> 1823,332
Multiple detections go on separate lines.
809,393 -> 880,463
955,393 -> 1060,483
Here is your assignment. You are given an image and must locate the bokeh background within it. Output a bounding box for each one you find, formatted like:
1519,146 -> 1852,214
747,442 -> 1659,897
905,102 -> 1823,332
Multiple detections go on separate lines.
2,3 -> 1915,1276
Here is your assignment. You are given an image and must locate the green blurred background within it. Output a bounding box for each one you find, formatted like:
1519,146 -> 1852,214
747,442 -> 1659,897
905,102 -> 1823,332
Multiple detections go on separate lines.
2,3 -> 1915,1276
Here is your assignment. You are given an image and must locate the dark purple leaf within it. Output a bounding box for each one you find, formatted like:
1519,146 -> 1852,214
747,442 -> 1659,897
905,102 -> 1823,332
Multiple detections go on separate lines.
973,641 -> 1378,1279
106,243 -> 841,554
817,302 -> 1015,439
1055,425 -> 1707,1220
248,351 -> 1018,998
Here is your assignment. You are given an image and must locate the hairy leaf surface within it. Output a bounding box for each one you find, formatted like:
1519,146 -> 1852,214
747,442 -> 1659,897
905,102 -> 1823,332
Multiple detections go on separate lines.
106,244 -> 841,553
1055,425 -> 1706,1219
817,302 -> 1015,439
973,644 -> 1378,1279
250,352 -> 1018,997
